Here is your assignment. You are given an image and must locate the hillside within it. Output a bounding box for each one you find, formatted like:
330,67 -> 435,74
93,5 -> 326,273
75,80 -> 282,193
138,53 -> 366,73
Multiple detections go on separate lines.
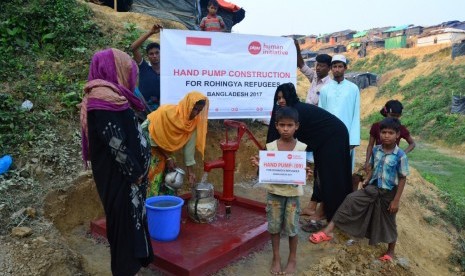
0,1 -> 464,275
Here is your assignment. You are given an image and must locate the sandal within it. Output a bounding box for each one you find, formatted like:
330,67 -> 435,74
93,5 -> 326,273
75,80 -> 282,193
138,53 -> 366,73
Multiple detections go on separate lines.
378,254 -> 393,262
309,231 -> 332,244
301,220 -> 324,233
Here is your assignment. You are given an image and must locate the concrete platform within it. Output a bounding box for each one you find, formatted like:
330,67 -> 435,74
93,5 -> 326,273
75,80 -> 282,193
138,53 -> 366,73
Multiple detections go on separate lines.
90,194 -> 268,275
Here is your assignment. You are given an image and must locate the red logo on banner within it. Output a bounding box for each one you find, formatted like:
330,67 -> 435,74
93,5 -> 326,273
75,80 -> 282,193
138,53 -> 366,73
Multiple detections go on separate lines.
248,41 -> 261,55
186,37 -> 212,46
287,154 -> 292,159
267,153 -> 275,157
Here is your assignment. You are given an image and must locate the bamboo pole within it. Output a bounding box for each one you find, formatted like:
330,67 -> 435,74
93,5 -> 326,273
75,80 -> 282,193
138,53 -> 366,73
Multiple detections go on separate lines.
114,0 -> 117,12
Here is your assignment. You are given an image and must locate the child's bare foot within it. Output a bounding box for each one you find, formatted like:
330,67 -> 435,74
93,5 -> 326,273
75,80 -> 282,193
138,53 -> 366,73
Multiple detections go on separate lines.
283,259 -> 296,275
270,257 -> 282,275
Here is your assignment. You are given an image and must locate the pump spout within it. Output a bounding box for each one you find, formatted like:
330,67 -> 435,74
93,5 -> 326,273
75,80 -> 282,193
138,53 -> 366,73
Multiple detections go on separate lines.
204,158 -> 225,172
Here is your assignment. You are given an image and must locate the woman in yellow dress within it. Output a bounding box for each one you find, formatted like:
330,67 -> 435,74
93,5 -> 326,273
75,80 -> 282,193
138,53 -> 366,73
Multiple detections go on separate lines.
143,91 -> 209,197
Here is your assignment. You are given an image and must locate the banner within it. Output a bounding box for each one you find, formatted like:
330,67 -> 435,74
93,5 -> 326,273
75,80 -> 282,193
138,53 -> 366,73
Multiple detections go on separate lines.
160,29 -> 296,119
258,150 -> 306,185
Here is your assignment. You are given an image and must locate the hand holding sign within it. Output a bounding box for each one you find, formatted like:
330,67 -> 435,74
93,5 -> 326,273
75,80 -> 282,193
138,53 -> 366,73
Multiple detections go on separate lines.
258,150 -> 306,185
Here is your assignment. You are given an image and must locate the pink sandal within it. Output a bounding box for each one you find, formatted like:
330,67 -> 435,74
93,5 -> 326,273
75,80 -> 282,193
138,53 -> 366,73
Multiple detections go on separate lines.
309,231 -> 332,244
378,254 -> 393,262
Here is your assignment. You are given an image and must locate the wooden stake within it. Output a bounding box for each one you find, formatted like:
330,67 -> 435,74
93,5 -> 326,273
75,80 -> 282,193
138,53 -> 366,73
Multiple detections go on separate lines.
114,0 -> 117,12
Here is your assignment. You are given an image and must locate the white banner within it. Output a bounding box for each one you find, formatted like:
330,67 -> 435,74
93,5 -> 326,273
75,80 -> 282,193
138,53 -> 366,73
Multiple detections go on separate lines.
160,29 -> 296,119
258,150 -> 306,185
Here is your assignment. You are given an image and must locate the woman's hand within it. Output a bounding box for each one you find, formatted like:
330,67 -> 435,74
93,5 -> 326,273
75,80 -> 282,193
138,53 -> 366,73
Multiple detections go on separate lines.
136,175 -> 144,185
186,166 -> 196,187
166,158 -> 176,170
188,172 -> 196,187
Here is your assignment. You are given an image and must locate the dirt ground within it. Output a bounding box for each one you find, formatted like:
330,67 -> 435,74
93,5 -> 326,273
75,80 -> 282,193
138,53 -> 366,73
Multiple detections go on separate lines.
0,2 -> 463,276
4,126 -> 459,276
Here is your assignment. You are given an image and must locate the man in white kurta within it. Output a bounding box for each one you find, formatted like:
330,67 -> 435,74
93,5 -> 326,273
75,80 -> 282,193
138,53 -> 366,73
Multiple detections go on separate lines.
319,55 -> 360,171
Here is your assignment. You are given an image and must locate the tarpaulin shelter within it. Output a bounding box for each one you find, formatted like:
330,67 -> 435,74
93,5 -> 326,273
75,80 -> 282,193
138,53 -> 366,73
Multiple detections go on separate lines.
451,95 -> 465,114
452,41 -> 465,59
345,72 -> 377,90
101,0 -> 245,32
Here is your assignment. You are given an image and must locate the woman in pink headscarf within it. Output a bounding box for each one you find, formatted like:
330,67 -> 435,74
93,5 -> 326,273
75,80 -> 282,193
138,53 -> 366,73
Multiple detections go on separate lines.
80,48 -> 153,276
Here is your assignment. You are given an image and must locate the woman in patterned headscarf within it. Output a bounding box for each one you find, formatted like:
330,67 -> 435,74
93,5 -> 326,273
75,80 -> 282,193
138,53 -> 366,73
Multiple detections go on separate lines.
80,48 -> 153,276
143,91 -> 209,197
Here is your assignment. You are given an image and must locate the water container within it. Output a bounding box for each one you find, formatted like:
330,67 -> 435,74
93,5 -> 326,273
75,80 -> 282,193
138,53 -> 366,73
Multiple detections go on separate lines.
0,155 -> 13,175
145,195 -> 184,242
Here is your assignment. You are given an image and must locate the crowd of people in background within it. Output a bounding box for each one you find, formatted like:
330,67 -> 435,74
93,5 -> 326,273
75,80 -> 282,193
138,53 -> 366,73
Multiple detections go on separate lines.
79,2 -> 415,273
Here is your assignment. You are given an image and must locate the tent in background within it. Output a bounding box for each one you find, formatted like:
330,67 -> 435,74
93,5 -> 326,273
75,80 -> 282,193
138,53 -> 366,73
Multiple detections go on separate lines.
101,0 -> 245,32
345,72 -> 378,90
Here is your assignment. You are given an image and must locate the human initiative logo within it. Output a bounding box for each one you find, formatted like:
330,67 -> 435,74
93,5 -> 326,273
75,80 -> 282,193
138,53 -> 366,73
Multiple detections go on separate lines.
248,41 -> 261,55
248,41 -> 289,56
287,154 -> 292,159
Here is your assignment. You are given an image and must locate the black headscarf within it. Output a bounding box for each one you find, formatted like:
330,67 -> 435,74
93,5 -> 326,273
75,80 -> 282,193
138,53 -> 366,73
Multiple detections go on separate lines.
266,82 -> 349,152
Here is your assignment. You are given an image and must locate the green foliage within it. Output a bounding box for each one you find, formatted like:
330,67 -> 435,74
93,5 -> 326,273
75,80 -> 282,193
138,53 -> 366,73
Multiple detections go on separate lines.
0,0 -> 105,81
408,147 -> 465,228
351,52 -> 417,75
363,60 -> 465,145
450,232 -> 465,271
422,47 -> 452,62
0,0 -> 111,154
377,75 -> 403,96
408,146 -> 465,271
120,22 -> 143,51
398,65 -> 465,144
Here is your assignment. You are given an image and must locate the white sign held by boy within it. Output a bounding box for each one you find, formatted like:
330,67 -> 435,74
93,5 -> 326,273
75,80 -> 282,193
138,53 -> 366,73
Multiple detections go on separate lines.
258,150 -> 306,185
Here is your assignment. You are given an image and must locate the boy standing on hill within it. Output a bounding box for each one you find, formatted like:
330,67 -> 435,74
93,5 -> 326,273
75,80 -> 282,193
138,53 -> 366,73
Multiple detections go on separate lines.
200,0 -> 225,32
310,117 -> 409,262
251,107 -> 307,275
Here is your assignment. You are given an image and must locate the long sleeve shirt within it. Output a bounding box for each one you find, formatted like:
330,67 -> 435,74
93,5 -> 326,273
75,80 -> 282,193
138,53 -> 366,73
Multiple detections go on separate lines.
319,79 -> 360,146
300,64 -> 332,105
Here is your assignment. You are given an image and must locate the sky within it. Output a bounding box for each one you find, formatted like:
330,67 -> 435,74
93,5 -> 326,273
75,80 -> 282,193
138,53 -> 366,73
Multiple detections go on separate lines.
231,0 -> 465,37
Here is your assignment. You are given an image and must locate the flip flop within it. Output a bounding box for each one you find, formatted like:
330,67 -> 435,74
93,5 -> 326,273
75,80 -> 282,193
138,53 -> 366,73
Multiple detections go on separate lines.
309,231 -> 332,244
301,220 -> 324,233
379,254 -> 393,262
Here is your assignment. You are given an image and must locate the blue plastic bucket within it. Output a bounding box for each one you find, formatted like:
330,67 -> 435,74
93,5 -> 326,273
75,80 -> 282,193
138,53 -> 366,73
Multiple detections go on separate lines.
146,195 -> 184,242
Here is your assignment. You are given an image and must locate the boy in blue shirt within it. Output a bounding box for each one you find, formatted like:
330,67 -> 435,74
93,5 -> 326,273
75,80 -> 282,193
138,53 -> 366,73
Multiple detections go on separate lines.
309,117 -> 409,262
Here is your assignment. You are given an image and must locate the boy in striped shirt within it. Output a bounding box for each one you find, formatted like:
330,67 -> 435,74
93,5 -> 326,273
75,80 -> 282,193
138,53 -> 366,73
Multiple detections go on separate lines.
200,0 -> 225,32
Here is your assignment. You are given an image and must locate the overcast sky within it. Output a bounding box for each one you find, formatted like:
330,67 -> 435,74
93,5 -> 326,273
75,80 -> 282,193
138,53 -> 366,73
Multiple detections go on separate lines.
231,0 -> 465,36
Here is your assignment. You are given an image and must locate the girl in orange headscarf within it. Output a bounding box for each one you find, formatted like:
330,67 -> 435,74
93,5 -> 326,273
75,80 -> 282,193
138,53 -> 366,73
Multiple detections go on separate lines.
143,91 -> 209,197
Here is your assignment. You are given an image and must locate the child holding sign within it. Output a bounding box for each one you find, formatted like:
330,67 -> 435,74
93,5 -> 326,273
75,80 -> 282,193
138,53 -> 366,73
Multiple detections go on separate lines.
251,106 -> 308,275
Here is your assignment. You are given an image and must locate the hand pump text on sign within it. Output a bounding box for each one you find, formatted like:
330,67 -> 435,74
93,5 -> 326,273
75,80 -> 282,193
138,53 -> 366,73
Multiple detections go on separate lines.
258,151 -> 306,185
160,29 -> 297,119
